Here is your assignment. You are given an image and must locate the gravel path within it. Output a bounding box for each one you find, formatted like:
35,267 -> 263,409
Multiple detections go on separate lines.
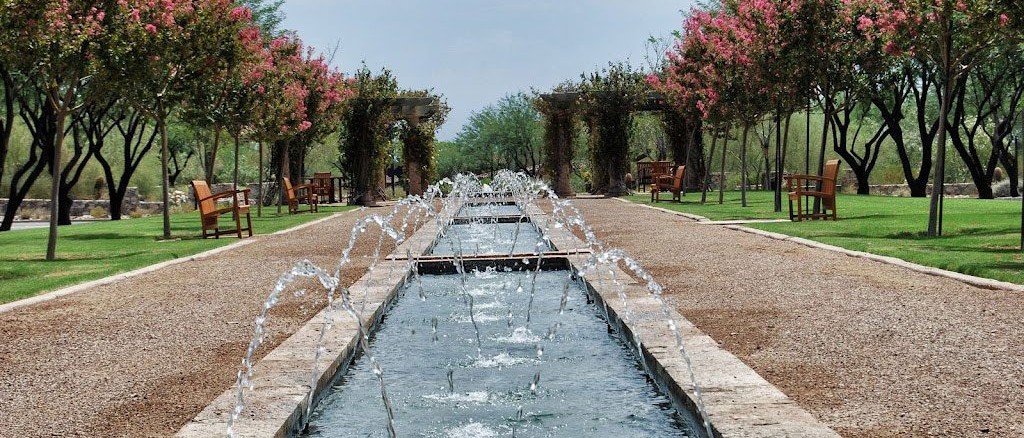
573,198 -> 1023,437
0,207 -> 409,437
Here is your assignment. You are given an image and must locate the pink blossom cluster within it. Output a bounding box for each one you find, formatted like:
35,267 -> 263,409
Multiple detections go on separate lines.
652,0 -> 1022,123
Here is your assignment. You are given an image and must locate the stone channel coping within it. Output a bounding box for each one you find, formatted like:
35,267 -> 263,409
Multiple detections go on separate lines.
179,198 -> 840,437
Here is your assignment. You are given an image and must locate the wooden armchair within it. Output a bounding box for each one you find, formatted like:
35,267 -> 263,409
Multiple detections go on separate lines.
652,165 -> 686,203
191,180 -> 253,239
283,177 -> 318,214
311,172 -> 333,204
785,159 -> 841,221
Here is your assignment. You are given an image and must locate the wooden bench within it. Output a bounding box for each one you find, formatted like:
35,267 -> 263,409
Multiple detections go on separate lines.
652,165 -> 686,203
283,177 -> 318,214
785,160 -> 841,221
191,180 -> 253,239
636,160 -> 671,192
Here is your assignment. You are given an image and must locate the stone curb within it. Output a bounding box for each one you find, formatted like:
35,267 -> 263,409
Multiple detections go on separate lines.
612,197 -> 709,222
725,224 -> 1024,293
0,210 -> 356,315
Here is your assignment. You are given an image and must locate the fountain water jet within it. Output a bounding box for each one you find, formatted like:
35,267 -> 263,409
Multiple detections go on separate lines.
224,171 -> 715,438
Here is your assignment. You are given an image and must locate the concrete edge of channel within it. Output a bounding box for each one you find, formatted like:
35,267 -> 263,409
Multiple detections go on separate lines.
0,210 -> 354,315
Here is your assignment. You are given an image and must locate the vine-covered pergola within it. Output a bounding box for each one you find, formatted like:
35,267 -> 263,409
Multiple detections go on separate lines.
345,95 -> 442,206
538,91 -> 704,198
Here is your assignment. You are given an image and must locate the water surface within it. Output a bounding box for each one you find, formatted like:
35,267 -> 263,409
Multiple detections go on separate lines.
304,270 -> 692,437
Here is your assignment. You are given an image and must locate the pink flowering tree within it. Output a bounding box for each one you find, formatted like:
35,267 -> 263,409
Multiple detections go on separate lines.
809,0 -> 912,198
1,0 -> 109,259
653,9 -> 744,205
246,35 -> 313,213
105,0 -> 256,239
283,47 -> 351,186
838,0 -> 1022,233
899,0 -> 1024,235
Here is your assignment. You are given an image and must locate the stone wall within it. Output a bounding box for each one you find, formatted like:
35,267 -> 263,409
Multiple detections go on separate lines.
2,183 -> 278,221
839,169 -> 980,197
866,183 -> 978,197
0,187 -> 162,220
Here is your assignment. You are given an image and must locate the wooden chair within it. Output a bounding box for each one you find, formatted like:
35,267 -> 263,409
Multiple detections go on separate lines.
635,160 -> 672,192
191,180 -> 252,239
311,172 -> 333,204
283,177 -> 318,214
651,165 -> 686,203
785,159 -> 841,221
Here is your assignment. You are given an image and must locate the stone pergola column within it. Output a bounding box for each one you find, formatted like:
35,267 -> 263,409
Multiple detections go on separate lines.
539,93 -> 579,197
394,97 -> 439,197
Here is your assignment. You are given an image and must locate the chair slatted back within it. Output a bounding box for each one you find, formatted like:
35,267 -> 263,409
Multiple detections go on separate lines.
313,172 -> 331,186
192,180 -> 215,214
651,161 -> 670,178
283,177 -> 297,203
672,166 -> 686,191
822,160 -> 841,210
313,172 -> 331,196
823,160 -> 840,196
636,162 -> 652,186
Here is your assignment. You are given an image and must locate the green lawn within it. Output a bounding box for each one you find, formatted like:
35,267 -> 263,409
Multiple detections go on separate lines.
0,206 -> 355,304
626,191 -> 1024,284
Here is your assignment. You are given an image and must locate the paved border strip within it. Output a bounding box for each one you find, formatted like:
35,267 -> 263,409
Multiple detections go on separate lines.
725,224 -> 1024,293
0,210 -> 356,315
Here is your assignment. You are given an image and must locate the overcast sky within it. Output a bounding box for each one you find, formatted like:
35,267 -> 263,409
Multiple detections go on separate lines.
281,1 -> 695,140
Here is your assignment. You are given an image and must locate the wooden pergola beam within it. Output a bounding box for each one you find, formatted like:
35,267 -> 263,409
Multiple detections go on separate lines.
392,96 -> 440,125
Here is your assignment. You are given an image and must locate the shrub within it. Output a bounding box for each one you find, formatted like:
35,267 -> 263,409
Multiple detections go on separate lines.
128,210 -> 144,219
19,208 -> 47,220
89,207 -> 108,219
992,179 -> 1023,198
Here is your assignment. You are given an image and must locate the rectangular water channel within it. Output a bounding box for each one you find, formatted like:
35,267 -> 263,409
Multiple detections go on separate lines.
430,222 -> 551,256
457,203 -> 524,218
303,269 -> 693,437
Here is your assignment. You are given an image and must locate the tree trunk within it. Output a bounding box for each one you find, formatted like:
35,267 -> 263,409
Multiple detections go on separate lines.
740,123 -> 750,207
158,102 -> 172,240
279,139 -> 290,212
46,100 -> 68,261
774,112 -> 783,212
257,141 -> 264,217
204,126 -> 222,183
928,21 -> 954,237
805,103 -> 811,177
814,95 -> 832,213
233,134 -> 240,191
779,113 -> 792,208
109,185 -> 125,220
701,128 -> 719,204
719,126 -> 729,205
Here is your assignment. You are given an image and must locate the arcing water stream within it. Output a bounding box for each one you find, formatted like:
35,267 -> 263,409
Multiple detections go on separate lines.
228,172 -> 715,437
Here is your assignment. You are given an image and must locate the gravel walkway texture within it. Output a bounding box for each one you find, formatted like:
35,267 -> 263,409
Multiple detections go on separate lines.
0,207 -> 408,437
572,198 -> 1023,437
